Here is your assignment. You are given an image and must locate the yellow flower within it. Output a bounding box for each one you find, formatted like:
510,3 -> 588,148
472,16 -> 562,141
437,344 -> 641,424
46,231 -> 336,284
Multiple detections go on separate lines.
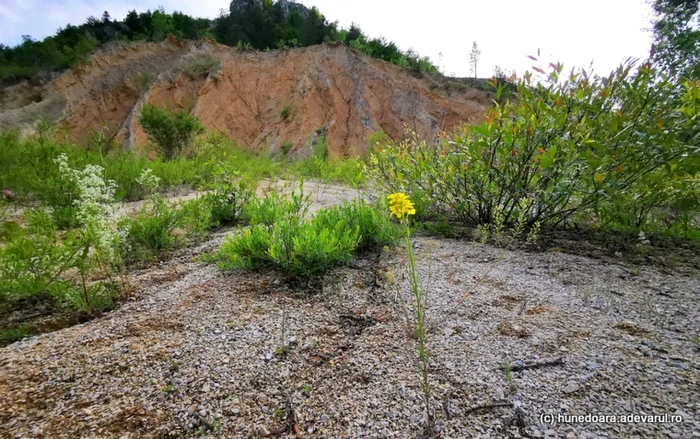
388,193 -> 416,219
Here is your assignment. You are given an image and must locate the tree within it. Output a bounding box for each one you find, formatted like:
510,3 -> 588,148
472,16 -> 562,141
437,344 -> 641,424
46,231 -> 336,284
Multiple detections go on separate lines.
651,0 -> 700,80
469,41 -> 481,78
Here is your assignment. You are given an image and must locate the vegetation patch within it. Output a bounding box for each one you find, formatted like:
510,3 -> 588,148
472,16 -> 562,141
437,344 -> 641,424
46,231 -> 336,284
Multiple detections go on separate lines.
216,186 -> 397,283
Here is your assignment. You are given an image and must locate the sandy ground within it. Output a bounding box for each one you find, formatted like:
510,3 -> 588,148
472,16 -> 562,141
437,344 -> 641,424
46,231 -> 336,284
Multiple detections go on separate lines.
0,184 -> 698,439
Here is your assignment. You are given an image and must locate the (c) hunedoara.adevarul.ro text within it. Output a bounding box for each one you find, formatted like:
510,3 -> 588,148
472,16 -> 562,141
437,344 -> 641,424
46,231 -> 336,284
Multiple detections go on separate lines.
539,413 -> 684,424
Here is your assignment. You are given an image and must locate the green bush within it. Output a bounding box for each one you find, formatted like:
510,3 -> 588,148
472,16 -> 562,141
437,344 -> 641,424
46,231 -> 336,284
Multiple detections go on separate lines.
368,60 -> 699,237
0,210 -> 82,303
217,188 -> 394,282
178,196 -> 214,242
0,208 -> 119,314
138,104 -> 205,160
314,199 -> 399,251
123,196 -> 181,262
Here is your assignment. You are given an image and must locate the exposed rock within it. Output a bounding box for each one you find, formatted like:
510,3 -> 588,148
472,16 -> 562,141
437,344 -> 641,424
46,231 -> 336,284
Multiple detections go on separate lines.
230,0 -> 263,13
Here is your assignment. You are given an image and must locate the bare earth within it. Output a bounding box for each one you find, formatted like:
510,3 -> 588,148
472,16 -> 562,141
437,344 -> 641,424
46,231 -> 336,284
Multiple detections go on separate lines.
0,183 -> 698,439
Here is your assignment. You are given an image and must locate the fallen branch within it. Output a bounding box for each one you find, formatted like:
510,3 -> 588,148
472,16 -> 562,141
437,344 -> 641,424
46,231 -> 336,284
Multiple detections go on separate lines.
505,357 -> 564,372
464,402 -> 512,415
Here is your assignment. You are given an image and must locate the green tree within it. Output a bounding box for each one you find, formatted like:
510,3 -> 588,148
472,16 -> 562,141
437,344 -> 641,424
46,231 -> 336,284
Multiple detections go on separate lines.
652,0 -> 700,79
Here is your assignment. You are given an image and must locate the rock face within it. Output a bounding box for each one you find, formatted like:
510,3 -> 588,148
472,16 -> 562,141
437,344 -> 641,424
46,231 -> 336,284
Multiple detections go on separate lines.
0,37 -> 490,157
229,0 -> 263,13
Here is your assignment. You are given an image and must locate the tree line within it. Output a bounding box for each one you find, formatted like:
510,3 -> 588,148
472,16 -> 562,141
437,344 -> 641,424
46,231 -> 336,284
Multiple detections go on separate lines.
0,1 -> 437,81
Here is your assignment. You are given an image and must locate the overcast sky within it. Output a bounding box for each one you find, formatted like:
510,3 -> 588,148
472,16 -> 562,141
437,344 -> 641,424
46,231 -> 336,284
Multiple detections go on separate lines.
0,0 -> 654,78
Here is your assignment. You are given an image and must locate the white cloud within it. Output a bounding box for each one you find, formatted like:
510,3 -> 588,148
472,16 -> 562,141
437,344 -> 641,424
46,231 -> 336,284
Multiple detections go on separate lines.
1,0 -> 654,77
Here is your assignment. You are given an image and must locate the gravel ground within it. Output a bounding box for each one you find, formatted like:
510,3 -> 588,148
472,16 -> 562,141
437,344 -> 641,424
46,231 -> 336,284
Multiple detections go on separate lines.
0,186 -> 698,439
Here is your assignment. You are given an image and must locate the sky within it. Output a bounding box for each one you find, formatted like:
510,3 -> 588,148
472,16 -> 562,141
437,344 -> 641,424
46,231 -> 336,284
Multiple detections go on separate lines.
0,0 -> 655,78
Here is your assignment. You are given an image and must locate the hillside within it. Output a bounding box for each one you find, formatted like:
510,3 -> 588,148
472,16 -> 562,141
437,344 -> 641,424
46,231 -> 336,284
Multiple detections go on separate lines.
0,37 -> 490,156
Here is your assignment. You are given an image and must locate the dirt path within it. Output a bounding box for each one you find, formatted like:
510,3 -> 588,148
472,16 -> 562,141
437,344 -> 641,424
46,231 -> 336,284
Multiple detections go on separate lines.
120,179 -> 368,216
0,189 -> 698,438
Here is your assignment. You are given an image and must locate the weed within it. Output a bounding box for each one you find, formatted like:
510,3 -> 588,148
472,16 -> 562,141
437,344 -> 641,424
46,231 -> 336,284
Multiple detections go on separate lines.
280,141 -> 292,155
123,174 -> 181,263
388,192 -> 432,433
0,323 -> 30,345
503,362 -> 513,384
280,103 -> 295,121
134,71 -> 156,93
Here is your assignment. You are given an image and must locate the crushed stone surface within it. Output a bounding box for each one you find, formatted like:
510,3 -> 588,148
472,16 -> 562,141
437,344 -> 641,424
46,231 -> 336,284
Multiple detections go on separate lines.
1,186 -> 698,439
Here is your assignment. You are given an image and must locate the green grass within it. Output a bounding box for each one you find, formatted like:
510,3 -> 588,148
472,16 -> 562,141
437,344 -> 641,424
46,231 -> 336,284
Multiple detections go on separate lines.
0,130 -> 366,208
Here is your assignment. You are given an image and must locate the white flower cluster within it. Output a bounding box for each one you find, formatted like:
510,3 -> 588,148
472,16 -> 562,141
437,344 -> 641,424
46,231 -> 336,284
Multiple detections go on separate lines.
54,153 -> 127,262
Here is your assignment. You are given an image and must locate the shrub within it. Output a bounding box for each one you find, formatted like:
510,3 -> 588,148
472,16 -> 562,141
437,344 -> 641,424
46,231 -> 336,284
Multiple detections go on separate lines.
178,196 -> 214,242
368,60 -> 699,236
0,155 -> 128,313
179,55 -> 220,78
217,188 -> 393,282
139,104 -> 205,160
0,210 -> 84,303
205,181 -> 252,227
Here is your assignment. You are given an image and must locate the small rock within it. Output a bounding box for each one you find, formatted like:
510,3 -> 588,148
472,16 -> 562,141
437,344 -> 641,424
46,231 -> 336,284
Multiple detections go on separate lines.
563,382 -> 580,394
232,408 -> 240,415
288,336 -> 297,344
198,409 -> 207,417
261,406 -> 269,414
265,353 -> 273,362
202,383 -> 210,393
320,414 -> 329,422
674,410 -> 690,422
256,426 -> 270,437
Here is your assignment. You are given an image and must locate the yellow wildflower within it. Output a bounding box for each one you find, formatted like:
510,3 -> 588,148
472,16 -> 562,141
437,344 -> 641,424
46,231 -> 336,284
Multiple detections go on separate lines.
388,193 -> 416,219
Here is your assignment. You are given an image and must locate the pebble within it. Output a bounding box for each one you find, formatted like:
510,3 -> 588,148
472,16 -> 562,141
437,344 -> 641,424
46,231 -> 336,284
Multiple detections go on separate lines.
321,414 -> 329,422
563,382 -> 580,394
